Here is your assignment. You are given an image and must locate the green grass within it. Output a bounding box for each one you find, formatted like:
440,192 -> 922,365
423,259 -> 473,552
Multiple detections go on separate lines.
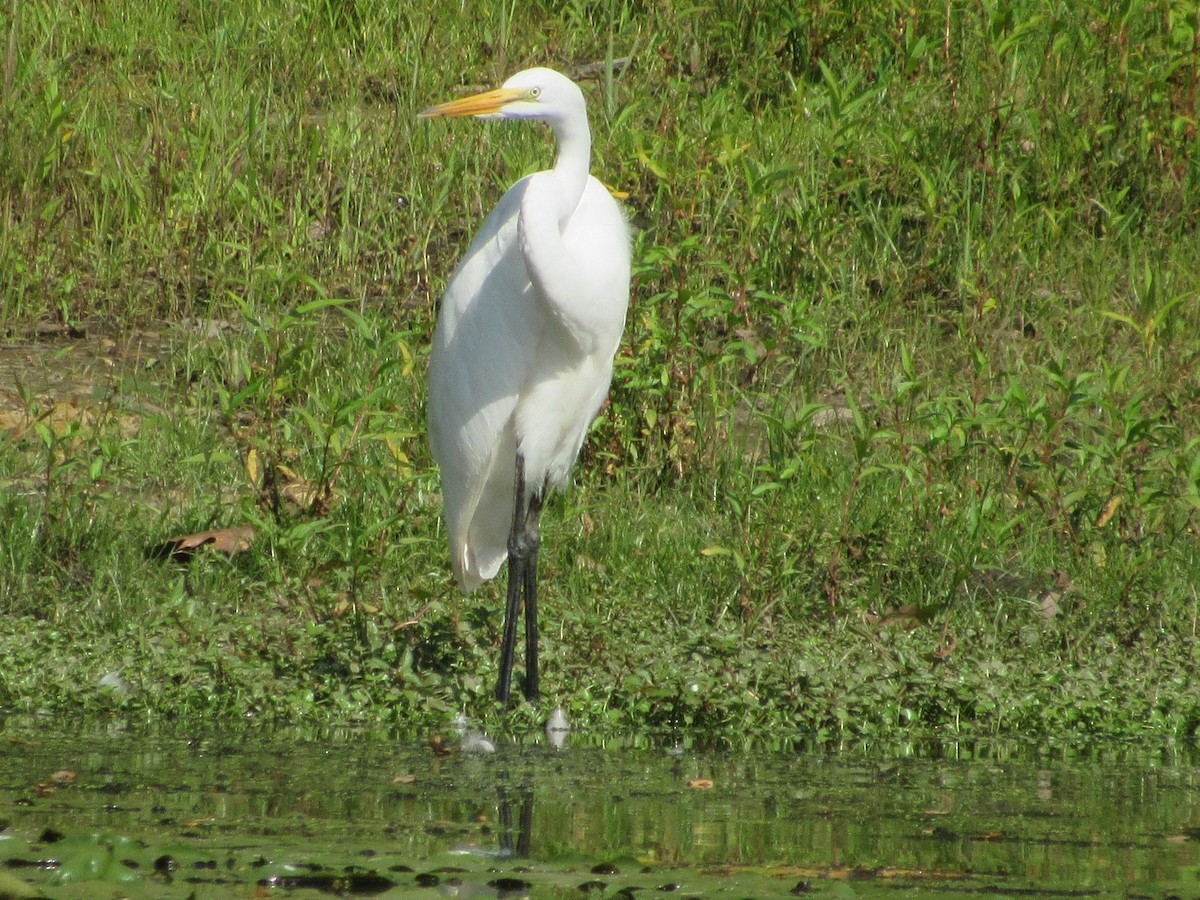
1,0 -> 1199,738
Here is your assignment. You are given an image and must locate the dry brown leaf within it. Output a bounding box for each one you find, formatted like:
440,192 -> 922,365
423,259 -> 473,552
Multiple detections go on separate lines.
50,770 -> 76,783
152,525 -> 255,561
244,447 -> 261,485
686,778 -> 714,789
270,463 -> 326,512
932,633 -> 957,660
391,774 -> 417,784
1037,590 -> 1061,619
281,477 -> 322,510
1095,494 -> 1122,528
275,462 -> 301,480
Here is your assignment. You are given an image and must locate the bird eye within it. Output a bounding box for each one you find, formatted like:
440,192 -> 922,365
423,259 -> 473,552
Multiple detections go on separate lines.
529,87 -> 542,99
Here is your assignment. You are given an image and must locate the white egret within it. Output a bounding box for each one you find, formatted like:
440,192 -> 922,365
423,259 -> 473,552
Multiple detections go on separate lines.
420,68 -> 631,704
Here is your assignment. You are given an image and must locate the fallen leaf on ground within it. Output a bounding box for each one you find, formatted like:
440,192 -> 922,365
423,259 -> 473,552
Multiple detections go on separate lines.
244,447 -> 261,485
686,778 -> 714,789
1037,590 -> 1061,619
1095,494 -> 1122,527
150,525 -> 255,561
274,463 -> 326,512
932,633 -> 957,660
281,477 -> 322,510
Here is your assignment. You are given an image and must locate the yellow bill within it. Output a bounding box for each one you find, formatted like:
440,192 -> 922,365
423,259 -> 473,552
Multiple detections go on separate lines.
419,86 -> 529,119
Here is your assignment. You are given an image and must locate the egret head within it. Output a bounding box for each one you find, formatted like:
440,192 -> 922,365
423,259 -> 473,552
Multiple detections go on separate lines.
419,67 -> 584,126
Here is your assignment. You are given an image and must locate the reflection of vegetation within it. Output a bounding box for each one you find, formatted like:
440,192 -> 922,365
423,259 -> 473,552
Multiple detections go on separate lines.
2,734 -> 1199,897
1,0 -> 1199,737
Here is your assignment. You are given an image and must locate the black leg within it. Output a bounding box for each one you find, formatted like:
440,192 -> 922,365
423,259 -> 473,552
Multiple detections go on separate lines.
497,455 -> 547,706
496,556 -> 524,704
522,487 -> 545,701
496,456 -> 528,705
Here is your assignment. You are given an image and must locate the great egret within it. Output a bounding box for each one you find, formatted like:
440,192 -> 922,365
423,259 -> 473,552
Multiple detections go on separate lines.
420,68 -> 631,705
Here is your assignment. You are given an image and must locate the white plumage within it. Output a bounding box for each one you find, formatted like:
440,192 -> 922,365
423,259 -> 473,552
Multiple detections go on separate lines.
421,67 -> 631,702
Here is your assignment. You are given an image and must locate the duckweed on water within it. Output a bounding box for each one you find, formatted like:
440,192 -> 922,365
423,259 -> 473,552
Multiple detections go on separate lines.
3,729 -> 1200,898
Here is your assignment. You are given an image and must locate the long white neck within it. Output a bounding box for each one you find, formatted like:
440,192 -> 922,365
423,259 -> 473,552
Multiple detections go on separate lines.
548,112 -> 591,228
517,98 -> 597,322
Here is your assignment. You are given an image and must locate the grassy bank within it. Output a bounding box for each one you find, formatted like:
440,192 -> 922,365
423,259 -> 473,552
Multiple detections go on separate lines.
2,0 -> 1199,738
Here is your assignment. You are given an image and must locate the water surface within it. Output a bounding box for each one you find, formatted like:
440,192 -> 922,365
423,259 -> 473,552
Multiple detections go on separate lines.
1,726 -> 1198,897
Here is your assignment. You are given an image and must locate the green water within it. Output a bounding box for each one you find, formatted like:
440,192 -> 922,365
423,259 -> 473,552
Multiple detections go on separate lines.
1,726 -> 1198,897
